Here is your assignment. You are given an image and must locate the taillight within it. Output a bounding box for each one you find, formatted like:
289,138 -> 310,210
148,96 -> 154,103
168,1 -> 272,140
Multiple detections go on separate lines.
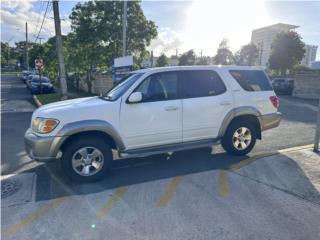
269,96 -> 279,109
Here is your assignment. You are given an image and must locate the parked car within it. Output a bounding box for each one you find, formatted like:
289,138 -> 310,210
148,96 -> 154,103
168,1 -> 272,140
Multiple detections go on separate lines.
28,75 -> 55,94
26,74 -> 39,88
25,66 -> 281,182
21,70 -> 36,83
272,78 -> 294,95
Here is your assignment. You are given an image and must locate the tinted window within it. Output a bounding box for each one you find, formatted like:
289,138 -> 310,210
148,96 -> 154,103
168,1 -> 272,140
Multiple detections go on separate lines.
135,71 -> 178,102
180,70 -> 226,98
229,70 -> 272,91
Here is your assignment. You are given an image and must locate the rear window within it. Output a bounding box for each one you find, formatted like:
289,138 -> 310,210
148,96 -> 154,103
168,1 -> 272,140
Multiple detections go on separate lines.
180,70 -> 226,98
229,70 -> 272,92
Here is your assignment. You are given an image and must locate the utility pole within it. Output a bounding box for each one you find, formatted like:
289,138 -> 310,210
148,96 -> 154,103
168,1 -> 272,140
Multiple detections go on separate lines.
122,0 -> 127,57
6,36 -> 14,66
25,22 -> 29,70
314,96 -> 320,152
52,0 -> 68,98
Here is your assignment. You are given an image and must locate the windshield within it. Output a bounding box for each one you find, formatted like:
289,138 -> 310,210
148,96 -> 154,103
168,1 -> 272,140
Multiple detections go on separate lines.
102,73 -> 143,101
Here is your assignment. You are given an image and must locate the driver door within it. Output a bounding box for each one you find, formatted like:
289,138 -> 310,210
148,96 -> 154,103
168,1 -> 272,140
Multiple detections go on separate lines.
120,71 -> 182,150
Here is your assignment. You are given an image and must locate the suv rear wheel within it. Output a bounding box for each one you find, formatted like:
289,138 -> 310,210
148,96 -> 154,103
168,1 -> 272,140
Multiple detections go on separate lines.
61,137 -> 113,182
221,120 -> 257,156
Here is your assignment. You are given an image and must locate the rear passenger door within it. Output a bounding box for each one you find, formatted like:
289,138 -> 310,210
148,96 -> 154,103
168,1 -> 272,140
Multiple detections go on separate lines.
180,70 -> 233,142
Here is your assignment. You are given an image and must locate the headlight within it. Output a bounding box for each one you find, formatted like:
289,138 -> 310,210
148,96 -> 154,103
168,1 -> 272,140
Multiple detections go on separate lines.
32,117 -> 59,134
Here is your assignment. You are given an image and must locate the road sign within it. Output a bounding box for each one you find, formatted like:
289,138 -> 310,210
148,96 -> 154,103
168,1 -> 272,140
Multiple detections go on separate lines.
35,58 -> 44,70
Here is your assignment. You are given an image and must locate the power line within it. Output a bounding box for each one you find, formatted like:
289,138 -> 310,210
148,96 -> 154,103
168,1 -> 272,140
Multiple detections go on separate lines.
34,1 -> 45,40
35,1 -> 50,43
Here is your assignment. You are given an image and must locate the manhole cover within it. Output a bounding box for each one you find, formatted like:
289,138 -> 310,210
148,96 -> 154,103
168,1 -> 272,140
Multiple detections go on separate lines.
1,179 -> 22,199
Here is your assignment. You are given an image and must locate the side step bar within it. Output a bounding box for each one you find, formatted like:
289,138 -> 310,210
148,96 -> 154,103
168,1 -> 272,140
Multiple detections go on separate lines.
119,139 -> 220,158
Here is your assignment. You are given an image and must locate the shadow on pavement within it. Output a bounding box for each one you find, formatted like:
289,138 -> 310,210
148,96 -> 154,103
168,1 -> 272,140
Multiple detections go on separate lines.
26,147 -> 247,201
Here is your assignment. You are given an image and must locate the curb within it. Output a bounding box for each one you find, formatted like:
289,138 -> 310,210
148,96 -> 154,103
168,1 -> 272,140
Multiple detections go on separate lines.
32,95 -> 42,107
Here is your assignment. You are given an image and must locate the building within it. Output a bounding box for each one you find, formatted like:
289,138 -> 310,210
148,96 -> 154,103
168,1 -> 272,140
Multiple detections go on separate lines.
300,45 -> 318,67
251,23 -> 299,67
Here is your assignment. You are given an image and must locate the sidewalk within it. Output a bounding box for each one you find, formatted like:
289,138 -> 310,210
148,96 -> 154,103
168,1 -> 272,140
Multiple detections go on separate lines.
231,147 -> 320,204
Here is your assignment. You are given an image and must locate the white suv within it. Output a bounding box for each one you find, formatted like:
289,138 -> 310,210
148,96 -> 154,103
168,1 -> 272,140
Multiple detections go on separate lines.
25,66 -> 281,182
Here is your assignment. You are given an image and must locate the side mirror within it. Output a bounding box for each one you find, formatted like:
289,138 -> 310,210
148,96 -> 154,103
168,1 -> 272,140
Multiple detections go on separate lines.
128,92 -> 142,103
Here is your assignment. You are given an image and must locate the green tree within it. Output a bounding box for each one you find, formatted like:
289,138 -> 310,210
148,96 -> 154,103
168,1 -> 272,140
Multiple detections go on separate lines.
269,31 -> 305,75
235,43 -> 258,66
196,56 -> 210,65
178,49 -> 196,65
156,53 -> 169,67
69,0 -> 157,92
213,39 -> 234,65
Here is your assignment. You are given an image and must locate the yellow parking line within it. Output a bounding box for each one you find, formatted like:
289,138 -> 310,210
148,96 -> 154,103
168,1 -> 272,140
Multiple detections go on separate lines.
96,186 -> 129,217
1,197 -> 68,237
229,153 -> 271,171
157,176 -> 183,207
278,144 -> 313,153
218,170 -> 229,197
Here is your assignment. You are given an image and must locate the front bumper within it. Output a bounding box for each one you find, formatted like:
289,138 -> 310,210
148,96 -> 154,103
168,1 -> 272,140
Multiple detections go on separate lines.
24,128 -> 63,162
260,112 -> 282,131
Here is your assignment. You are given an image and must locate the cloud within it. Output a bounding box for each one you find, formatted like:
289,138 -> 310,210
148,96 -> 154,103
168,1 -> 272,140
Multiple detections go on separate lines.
148,27 -> 183,56
1,0 -> 70,44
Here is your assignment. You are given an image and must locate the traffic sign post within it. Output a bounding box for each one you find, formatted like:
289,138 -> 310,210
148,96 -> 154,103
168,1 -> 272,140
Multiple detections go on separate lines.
35,58 -> 44,94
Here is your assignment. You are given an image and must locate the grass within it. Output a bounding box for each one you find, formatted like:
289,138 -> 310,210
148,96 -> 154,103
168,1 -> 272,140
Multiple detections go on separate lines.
35,93 -> 62,105
35,90 -> 95,105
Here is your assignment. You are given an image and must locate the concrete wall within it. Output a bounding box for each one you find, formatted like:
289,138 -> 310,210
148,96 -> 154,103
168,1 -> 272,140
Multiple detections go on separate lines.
75,73 -> 114,95
293,70 -> 320,99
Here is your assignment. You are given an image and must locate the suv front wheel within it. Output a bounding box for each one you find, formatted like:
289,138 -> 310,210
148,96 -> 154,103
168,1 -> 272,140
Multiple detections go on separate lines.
221,120 -> 257,156
61,137 -> 113,182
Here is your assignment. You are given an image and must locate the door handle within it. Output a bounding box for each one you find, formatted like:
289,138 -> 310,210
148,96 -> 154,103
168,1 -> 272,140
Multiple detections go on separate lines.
165,106 -> 178,111
220,101 -> 231,106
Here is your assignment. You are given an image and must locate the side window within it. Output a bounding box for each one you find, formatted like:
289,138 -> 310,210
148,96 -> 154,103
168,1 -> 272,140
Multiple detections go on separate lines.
181,70 -> 226,98
135,71 -> 178,102
229,70 -> 273,91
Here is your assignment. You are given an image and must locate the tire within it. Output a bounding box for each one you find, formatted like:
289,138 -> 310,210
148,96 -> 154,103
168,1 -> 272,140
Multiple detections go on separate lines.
61,137 -> 113,183
221,119 -> 257,156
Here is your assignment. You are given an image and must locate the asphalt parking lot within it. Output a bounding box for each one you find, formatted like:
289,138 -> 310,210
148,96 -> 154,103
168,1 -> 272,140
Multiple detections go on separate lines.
1,74 -> 320,240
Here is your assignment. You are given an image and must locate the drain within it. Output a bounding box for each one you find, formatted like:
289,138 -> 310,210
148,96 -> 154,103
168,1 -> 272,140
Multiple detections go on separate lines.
1,179 -> 22,199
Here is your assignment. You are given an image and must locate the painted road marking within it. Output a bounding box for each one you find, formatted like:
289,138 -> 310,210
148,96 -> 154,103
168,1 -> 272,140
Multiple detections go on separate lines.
157,176 -> 183,207
1,197 -> 68,237
218,170 -> 230,197
96,186 -> 129,217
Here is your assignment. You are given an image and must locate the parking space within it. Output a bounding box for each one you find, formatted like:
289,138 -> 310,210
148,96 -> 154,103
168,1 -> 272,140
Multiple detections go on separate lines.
1,74 -> 320,239
2,149 -> 320,240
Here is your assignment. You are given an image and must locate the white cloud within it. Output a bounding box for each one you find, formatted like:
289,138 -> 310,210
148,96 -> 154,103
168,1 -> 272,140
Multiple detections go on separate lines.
148,27 -> 184,56
1,0 -> 70,44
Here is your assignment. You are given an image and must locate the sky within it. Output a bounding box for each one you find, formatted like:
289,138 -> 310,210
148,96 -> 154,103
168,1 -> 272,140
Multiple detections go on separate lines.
1,0 -> 320,60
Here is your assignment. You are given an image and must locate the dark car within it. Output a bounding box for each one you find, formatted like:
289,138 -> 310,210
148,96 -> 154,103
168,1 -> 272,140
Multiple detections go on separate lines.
272,78 -> 294,95
26,74 -> 39,87
21,70 -> 37,83
28,76 -> 55,94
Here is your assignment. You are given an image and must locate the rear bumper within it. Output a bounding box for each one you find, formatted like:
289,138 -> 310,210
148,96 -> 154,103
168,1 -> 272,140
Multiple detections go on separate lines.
24,128 -> 63,162
260,112 -> 282,131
